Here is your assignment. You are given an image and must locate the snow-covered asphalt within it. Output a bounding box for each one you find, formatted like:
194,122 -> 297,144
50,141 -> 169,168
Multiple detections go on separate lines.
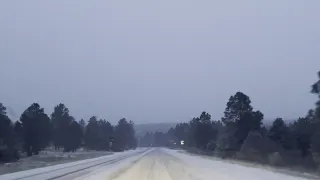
0,148 -> 150,180
1,148 -> 315,180
84,148 -> 311,180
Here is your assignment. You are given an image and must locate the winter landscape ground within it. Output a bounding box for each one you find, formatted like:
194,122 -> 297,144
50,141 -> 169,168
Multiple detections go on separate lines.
0,148 -> 318,180
0,148 -> 112,175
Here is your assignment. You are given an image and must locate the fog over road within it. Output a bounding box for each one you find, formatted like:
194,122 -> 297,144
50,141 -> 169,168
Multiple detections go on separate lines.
84,148 -> 310,180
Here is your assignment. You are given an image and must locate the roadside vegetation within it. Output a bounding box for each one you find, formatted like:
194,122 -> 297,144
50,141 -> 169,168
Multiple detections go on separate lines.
0,103 -> 137,163
140,70 -> 320,173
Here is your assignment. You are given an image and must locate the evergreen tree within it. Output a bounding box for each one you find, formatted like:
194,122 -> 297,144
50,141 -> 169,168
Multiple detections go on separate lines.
0,103 -> 14,148
0,103 -> 18,162
85,116 -> 100,150
98,119 -> 114,150
222,92 -> 263,149
114,118 -> 137,151
292,117 -> 313,156
51,104 -> 72,150
222,92 -> 253,126
193,112 -> 216,148
311,71 -> 320,153
311,71 -> 320,120
13,121 -> 23,150
79,119 -> 86,134
64,120 -> 83,152
20,103 -> 51,156
268,118 -> 288,148
128,120 -> 137,149
173,123 -> 190,144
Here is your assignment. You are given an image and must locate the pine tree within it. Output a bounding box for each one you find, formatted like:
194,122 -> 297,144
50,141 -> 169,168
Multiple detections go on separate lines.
20,103 -> 51,156
85,116 -> 99,150
193,112 -> 216,148
268,118 -> 288,147
51,104 -> 72,150
222,92 -> 263,149
64,120 -> 83,152
0,103 -> 19,162
311,71 -> 320,120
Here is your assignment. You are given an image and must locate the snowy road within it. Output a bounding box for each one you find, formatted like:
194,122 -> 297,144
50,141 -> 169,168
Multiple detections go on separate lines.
0,148 -> 150,180
1,148 -> 315,180
85,148 -> 312,180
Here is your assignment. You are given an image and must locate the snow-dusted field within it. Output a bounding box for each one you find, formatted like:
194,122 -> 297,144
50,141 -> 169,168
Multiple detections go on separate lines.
0,148 -> 150,180
0,149 -> 113,175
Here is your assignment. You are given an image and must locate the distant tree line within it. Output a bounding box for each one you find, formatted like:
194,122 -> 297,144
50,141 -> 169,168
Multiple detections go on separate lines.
0,103 -> 137,162
140,70 -> 320,169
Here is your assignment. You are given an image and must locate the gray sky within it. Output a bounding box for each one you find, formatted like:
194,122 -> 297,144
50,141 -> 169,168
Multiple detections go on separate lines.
1,0 -> 320,124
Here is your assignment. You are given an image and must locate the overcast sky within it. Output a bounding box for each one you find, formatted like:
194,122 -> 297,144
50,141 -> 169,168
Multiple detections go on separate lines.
1,0 -> 319,124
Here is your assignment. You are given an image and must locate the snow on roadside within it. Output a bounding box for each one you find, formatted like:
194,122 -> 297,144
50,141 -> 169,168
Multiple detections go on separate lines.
0,150 -> 112,175
163,148 -> 313,180
0,148 -> 148,180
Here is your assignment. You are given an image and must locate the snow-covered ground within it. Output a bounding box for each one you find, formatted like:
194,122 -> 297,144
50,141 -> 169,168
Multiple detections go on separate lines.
164,149 -> 317,180
0,149 -> 113,175
84,148 -> 316,180
0,148 -> 150,180
1,148 -> 317,180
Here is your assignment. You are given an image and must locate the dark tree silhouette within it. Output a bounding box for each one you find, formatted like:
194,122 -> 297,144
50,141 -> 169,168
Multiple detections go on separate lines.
113,118 -> 137,151
311,71 -> 320,153
98,119 -> 114,150
173,123 -> 190,145
127,120 -> 137,149
222,92 -> 253,126
311,71 -> 320,95
222,92 -> 263,149
79,119 -> 86,134
64,120 -> 83,152
84,117 -> 114,150
20,103 -> 52,156
51,104 -> 72,150
193,112 -> 216,148
292,117 -> 313,157
268,118 -> 288,147
0,103 -> 18,162
0,103 -> 14,147
85,116 -> 100,150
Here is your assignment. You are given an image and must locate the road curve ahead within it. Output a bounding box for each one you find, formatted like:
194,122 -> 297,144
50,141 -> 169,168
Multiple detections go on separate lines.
85,148 -> 312,180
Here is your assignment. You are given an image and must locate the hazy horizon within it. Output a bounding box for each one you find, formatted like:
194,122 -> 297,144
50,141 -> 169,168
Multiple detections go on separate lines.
1,0 -> 320,124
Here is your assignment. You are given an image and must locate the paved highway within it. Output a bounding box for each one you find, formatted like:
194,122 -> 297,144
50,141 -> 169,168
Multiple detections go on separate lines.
0,149 -> 149,180
82,148 -> 311,180
1,148 -> 314,180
